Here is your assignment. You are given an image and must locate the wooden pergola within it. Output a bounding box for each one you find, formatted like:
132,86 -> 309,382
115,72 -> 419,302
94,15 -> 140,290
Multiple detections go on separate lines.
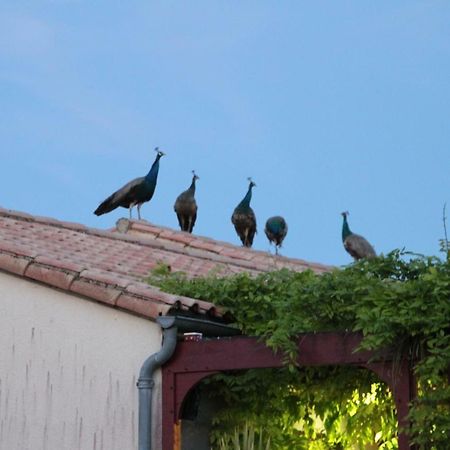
161,332 -> 417,449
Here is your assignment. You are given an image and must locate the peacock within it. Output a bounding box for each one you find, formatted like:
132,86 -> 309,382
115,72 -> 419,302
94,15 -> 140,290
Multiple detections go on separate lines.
341,211 -> 376,260
94,148 -> 165,220
231,178 -> 257,247
265,216 -> 288,255
174,171 -> 199,233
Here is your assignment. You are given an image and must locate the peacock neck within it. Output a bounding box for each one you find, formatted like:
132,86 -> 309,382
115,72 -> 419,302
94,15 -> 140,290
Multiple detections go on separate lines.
342,216 -> 352,241
145,155 -> 161,182
238,185 -> 253,209
188,177 -> 196,194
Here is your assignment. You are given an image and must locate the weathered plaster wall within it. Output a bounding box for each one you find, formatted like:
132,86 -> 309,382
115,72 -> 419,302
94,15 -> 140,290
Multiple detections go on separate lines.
0,272 -> 163,450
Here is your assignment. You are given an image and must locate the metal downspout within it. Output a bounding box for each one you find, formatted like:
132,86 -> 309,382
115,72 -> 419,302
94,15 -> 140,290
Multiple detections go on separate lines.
137,316 -> 178,450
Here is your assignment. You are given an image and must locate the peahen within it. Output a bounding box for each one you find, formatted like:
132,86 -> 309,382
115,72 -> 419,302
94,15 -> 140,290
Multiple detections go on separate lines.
231,178 -> 257,247
341,211 -> 376,260
265,216 -> 288,255
174,171 -> 199,233
94,148 -> 165,220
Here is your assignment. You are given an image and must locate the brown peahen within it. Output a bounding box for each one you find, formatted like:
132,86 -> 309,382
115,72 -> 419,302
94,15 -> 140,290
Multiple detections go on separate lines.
231,179 -> 257,247
174,171 -> 199,233
341,211 -> 376,260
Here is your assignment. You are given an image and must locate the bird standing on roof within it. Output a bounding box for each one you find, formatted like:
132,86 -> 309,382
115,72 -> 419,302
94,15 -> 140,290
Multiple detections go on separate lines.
231,178 -> 257,247
94,148 -> 165,220
174,171 -> 199,233
341,211 -> 376,260
265,216 -> 288,255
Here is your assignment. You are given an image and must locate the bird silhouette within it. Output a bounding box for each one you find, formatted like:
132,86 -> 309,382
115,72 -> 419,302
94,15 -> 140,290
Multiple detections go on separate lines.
174,171 -> 199,233
265,216 -> 288,255
94,148 -> 165,220
231,178 -> 257,247
341,211 -> 376,260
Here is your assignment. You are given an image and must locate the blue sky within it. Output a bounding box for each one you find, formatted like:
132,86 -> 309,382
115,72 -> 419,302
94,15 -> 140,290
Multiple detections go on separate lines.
1,1 -> 449,266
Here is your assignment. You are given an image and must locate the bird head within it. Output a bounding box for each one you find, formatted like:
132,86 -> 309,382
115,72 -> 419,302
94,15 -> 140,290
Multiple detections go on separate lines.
341,211 -> 349,218
192,170 -> 200,181
247,177 -> 256,188
154,147 -> 165,158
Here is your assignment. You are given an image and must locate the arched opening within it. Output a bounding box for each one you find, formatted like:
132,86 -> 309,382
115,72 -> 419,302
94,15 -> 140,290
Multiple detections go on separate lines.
161,333 -> 416,450
180,366 -> 398,449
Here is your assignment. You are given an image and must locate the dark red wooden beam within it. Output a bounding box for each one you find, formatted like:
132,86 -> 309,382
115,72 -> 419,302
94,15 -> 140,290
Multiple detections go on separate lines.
161,332 -> 416,450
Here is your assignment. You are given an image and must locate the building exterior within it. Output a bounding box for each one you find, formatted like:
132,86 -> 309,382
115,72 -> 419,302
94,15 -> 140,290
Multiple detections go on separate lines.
0,208 -> 329,450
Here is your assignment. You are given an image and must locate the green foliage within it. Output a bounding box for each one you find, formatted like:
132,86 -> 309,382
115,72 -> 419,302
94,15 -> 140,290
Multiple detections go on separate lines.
148,251 -> 450,449
202,367 -> 396,450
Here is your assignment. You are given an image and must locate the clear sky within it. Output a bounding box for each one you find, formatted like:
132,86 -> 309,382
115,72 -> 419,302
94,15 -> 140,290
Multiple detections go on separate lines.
1,1 -> 449,266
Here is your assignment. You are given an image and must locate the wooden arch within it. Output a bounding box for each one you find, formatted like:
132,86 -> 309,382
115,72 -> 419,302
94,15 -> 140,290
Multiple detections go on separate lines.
161,332 -> 417,449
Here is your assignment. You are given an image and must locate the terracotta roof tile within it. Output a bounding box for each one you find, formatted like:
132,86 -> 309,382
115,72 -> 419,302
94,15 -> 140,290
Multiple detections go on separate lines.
70,278 -> 122,306
78,269 -> 133,288
161,232 -> 195,246
25,262 -> 76,291
34,255 -> 86,273
116,293 -> 172,318
219,247 -> 255,261
126,284 -> 179,305
0,239 -> 39,259
189,239 -> 225,254
0,252 -> 31,276
0,208 -> 332,322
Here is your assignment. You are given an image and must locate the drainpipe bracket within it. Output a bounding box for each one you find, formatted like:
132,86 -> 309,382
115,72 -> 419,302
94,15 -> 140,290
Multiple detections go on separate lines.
137,378 -> 155,389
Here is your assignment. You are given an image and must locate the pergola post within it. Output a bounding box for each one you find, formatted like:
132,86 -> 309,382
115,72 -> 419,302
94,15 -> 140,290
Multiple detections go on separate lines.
365,359 -> 417,450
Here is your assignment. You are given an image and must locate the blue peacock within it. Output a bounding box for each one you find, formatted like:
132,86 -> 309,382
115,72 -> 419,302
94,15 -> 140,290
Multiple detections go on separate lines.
341,211 -> 376,260
94,148 -> 165,220
265,216 -> 288,255
174,171 -> 199,233
231,178 -> 257,247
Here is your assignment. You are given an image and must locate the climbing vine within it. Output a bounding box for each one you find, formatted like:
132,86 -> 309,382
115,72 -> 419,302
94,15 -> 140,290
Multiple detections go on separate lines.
148,250 -> 450,449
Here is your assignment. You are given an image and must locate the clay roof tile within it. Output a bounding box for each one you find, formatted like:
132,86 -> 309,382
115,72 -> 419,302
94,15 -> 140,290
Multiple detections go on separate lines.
0,209 -> 332,322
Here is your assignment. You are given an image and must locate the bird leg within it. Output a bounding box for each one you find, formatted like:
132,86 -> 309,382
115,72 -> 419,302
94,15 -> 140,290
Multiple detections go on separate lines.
129,206 -> 133,220
137,204 -> 141,221
244,228 -> 249,247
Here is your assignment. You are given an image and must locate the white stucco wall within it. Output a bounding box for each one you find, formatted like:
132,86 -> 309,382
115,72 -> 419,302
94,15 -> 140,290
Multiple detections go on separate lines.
0,271 -> 163,450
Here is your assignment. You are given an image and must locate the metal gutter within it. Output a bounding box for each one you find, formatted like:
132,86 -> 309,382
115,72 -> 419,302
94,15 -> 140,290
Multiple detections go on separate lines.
166,314 -> 241,337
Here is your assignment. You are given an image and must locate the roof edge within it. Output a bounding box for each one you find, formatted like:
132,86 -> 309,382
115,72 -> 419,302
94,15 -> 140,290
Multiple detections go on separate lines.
0,249 -> 227,322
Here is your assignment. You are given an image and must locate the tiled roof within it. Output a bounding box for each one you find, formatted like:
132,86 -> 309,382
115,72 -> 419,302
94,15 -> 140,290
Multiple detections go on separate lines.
0,208 -> 332,322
